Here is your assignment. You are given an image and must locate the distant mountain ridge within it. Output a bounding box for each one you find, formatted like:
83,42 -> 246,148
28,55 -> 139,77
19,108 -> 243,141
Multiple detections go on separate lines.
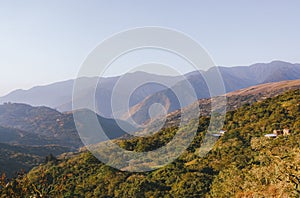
123,61 -> 300,124
0,72 -> 182,118
1,61 -> 300,121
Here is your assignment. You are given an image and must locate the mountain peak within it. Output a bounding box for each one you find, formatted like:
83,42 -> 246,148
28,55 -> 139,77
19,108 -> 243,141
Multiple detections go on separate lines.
269,60 -> 290,64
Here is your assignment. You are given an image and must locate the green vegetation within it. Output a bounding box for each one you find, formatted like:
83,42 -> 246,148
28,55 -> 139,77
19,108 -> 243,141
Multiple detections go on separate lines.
0,104 -> 138,177
0,142 -> 71,178
1,90 -> 300,197
0,103 -> 82,148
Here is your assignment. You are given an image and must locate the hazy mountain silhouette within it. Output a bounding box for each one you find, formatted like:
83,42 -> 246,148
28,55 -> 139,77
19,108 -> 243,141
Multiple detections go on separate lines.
123,61 -> 300,123
1,61 -> 300,121
0,72 -> 182,118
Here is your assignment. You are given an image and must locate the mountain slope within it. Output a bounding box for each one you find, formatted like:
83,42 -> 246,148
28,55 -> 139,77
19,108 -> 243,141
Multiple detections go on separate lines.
0,79 -> 75,108
0,72 -> 182,118
122,80 -> 300,126
0,104 -> 137,177
2,61 -> 300,119
0,125 -> 60,146
0,103 -> 136,148
0,142 -> 70,177
2,89 -> 299,197
161,79 -> 300,129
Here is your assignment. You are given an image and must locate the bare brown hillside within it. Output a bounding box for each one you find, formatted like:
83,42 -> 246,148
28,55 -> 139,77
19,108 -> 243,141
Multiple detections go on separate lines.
159,79 -> 300,129
227,79 -> 300,97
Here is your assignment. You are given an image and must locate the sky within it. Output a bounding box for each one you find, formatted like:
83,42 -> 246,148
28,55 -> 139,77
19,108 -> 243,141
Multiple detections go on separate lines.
0,0 -> 300,96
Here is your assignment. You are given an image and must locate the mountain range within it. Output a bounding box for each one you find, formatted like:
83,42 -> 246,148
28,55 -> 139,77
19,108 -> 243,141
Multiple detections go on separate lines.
1,60 -> 300,177
121,61 -> 300,124
0,72 -> 182,118
1,61 -> 300,122
1,78 -> 300,176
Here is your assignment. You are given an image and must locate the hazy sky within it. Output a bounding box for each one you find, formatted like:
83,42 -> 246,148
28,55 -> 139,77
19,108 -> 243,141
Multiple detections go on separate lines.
1,0 -> 300,96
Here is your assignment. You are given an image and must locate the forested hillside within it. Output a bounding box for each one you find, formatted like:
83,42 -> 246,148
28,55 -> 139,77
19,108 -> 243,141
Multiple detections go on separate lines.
1,90 -> 299,197
0,104 -> 137,177
0,143 -> 70,178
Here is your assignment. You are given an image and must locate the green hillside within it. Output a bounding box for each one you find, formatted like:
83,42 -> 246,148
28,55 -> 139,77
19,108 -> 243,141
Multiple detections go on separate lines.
0,103 -> 136,149
1,90 -> 299,197
0,104 -> 137,178
0,143 -> 70,178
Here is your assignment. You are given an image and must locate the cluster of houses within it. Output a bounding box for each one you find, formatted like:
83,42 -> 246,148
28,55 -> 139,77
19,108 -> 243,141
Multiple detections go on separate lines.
56,118 -> 64,127
264,128 -> 291,138
211,128 -> 291,139
212,130 -> 226,137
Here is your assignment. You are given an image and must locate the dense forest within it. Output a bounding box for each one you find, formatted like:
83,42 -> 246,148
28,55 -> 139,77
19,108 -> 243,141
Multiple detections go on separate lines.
1,90 -> 300,197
